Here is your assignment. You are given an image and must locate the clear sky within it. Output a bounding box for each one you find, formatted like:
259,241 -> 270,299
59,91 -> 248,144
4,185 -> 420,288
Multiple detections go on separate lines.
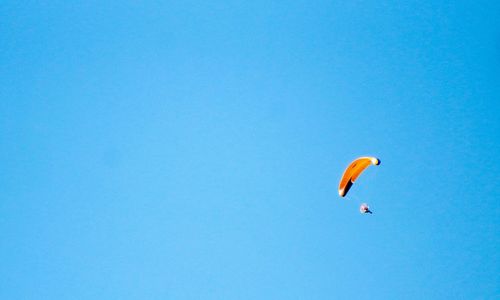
1,1 -> 499,299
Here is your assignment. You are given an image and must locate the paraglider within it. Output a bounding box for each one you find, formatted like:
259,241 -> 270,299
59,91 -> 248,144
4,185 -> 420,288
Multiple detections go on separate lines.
359,203 -> 372,214
339,156 -> 380,214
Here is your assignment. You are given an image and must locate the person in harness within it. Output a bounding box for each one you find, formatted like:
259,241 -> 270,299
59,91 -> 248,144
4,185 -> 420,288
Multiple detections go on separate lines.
359,203 -> 372,214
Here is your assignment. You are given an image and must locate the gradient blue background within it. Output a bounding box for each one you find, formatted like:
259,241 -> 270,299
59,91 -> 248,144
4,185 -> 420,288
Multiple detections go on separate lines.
1,1 -> 499,299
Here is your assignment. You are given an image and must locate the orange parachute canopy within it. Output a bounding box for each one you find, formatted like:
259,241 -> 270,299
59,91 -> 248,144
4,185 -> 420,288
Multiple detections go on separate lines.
338,157 -> 380,197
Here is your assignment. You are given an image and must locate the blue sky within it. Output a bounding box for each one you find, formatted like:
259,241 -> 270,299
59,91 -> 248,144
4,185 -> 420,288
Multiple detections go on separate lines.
1,1 -> 499,299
